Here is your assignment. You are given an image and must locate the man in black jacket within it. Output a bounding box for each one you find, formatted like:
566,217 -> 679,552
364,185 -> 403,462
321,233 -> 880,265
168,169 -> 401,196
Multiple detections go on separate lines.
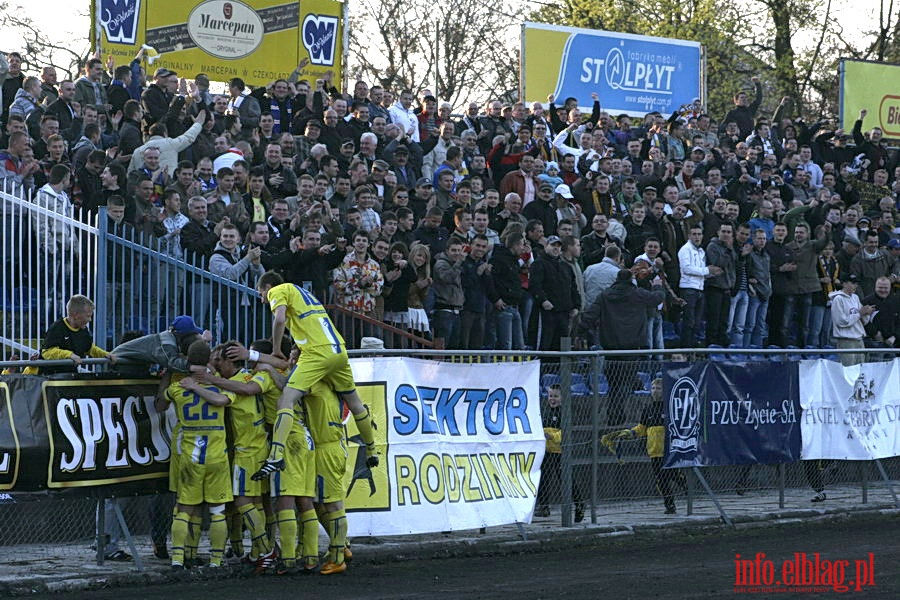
529,236 -> 580,351
141,68 -> 176,134
582,268 -> 665,424
722,77 -> 762,139
287,228 -> 345,303
179,196 -> 224,326
489,232 -> 526,350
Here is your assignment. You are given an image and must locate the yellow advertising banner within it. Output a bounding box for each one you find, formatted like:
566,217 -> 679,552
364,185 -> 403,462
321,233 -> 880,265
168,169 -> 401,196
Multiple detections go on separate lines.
840,59 -> 900,139
93,0 -> 344,87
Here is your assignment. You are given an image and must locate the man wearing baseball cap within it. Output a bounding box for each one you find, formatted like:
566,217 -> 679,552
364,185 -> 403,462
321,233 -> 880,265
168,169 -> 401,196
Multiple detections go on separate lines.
111,315 -> 211,375
529,235 -> 580,351
142,67 -> 178,132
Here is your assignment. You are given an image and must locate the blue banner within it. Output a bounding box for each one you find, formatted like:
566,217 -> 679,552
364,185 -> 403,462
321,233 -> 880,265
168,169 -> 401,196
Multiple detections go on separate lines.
554,31 -> 701,116
663,362 -> 801,468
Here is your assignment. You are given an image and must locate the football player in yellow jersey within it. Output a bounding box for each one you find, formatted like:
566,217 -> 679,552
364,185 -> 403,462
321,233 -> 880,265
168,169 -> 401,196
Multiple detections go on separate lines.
198,342 -> 279,573
252,272 -> 378,505
303,381 -> 352,574
223,339 -> 317,574
156,341 -> 234,570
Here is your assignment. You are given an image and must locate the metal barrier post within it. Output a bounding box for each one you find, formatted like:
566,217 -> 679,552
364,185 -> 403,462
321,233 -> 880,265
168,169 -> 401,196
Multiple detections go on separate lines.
686,468 -> 694,515
778,463 -> 786,509
96,495 -> 105,565
560,337 -> 573,527
860,461 -> 868,504
874,459 -> 899,509
691,467 -> 733,527
113,498 -> 144,572
590,353 -> 600,525
94,208 -> 108,349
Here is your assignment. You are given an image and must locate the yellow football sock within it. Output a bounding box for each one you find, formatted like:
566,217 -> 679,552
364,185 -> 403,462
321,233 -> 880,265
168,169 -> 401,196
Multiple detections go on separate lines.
269,408 -> 294,462
228,509 -> 245,556
299,509 -> 319,567
262,501 -> 276,542
276,508 -> 298,566
187,514 -> 203,563
208,512 -> 228,567
170,511 -> 190,566
354,407 -> 376,452
239,503 -> 271,557
324,509 -> 347,564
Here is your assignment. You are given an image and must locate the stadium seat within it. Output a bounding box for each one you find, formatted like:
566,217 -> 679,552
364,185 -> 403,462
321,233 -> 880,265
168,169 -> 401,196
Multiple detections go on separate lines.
594,373 -> 610,395
766,345 -> 783,361
785,345 -> 803,362
571,374 -> 591,396
707,344 -> 727,362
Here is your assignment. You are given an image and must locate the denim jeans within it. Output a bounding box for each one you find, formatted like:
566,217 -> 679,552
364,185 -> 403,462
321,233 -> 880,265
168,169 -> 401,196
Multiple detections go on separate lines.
432,309 -> 461,349
782,293 -> 812,346
679,288 -> 705,348
807,305 -> 831,347
704,287 -> 732,347
728,289 -> 750,347
519,293 -> 536,348
494,305 -> 524,350
647,314 -> 664,358
743,295 -> 769,347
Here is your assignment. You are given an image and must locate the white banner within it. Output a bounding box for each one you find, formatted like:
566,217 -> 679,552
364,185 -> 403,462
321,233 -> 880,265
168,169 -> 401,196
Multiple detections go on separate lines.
343,358 -> 544,536
800,359 -> 900,460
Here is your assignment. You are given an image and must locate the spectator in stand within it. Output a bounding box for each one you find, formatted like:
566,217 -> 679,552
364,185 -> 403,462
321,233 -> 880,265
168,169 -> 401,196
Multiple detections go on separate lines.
226,78 -> 260,136
460,235 -> 494,349
407,243 -> 432,338
583,245 -> 622,308
850,229 -> 894,297
382,242 -> 417,331
580,214 -> 623,268
722,76 -> 762,139
332,230 -> 384,319
782,222 -> 831,346
529,235 -> 580,351
743,228 -> 773,347
73,58 -> 109,112
862,276 -> 899,349
128,110 -> 206,175
208,222 -> 264,341
432,237 -> 466,348
489,232 -> 525,350
704,222 -> 738,347
829,274 -> 874,366
679,224 -> 722,347
287,228 -> 345,302
581,268 -> 664,424
158,189 -> 189,314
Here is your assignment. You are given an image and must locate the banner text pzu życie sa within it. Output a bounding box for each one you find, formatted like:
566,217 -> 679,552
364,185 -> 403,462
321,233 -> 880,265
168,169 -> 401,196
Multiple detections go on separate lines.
93,0 -> 344,86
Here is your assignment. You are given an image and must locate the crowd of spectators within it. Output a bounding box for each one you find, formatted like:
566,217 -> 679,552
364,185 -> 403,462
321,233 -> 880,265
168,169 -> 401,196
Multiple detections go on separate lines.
2,48 -> 899,352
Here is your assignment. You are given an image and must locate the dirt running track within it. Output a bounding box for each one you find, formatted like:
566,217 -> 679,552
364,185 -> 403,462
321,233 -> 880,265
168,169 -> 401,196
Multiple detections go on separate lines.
47,517 -> 898,599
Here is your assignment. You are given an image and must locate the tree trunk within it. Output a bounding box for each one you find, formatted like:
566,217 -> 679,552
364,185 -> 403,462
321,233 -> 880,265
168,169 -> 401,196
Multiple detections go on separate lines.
770,1 -> 801,105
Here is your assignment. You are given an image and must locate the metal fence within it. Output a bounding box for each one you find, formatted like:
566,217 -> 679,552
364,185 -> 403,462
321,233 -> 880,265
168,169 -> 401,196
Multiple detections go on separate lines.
0,348 -> 899,573
0,183 -> 430,354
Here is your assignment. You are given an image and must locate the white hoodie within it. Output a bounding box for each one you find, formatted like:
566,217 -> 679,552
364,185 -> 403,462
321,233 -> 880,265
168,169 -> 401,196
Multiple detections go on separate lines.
829,289 -> 869,340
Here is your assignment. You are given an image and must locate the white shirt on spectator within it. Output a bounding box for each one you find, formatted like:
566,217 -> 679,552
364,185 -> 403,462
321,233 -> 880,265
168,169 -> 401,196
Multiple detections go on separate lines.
678,240 -> 709,291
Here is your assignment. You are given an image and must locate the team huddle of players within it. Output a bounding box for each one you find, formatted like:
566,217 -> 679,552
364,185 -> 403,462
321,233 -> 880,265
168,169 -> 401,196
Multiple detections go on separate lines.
158,271 -> 378,575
